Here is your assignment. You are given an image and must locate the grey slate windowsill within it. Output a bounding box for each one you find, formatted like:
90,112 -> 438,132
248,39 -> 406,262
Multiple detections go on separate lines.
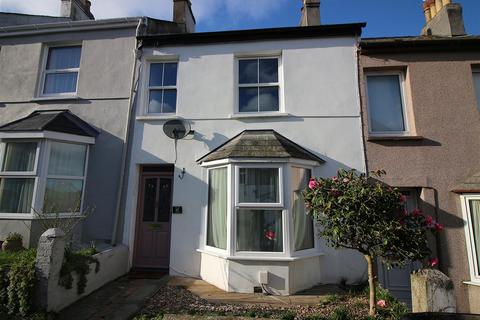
367,135 -> 424,141
31,95 -> 80,102
229,112 -> 290,119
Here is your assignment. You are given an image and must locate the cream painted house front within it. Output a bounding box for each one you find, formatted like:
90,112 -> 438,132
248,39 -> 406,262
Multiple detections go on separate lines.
122,24 -> 368,294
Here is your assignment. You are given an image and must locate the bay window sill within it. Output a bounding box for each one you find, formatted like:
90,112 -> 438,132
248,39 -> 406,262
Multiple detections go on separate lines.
463,281 -> 480,287
197,249 -> 324,262
0,213 -> 36,220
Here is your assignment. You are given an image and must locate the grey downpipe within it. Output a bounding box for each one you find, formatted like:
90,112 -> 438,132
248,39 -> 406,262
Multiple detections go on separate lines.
110,17 -> 146,246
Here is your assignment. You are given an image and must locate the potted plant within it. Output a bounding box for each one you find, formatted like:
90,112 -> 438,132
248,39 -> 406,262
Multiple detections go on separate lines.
1,232 -> 24,252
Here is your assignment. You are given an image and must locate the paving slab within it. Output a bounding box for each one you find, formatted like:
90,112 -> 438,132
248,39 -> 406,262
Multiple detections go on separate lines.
58,275 -> 167,320
168,277 -> 345,306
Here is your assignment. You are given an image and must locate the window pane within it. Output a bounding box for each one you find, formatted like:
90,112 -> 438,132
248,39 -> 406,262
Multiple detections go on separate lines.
148,90 -> 163,113
48,142 -> 87,177
162,89 -> 177,113
149,63 -> 164,87
259,59 -> 278,83
367,75 -> 406,132
163,63 -> 178,86
46,46 -> 81,70
237,209 -> 283,252
157,178 -> 172,222
2,142 -> 36,172
474,73 -> 480,111
44,179 -> 83,213
469,200 -> 480,273
43,72 -> 78,94
239,59 -> 258,84
207,168 -> 227,249
239,87 -> 258,112
259,86 -> 279,112
239,168 -> 279,203
292,167 -> 314,251
0,178 -> 34,213
143,178 -> 157,222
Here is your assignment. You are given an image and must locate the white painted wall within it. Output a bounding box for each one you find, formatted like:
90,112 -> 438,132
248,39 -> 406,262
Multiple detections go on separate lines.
122,36 -> 367,291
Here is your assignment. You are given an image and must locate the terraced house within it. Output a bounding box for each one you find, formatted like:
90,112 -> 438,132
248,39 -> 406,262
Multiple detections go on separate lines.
359,0 -> 480,313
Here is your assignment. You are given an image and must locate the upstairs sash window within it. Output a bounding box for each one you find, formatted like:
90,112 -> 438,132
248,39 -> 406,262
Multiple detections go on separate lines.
42,46 -> 82,95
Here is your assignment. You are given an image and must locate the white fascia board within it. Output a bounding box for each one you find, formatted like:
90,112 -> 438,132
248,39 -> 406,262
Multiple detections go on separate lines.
0,131 -> 95,144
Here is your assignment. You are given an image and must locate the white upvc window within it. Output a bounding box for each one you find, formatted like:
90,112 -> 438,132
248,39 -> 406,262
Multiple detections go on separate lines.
473,70 -> 480,111
0,139 -> 89,218
204,160 -> 319,259
40,45 -> 82,96
0,141 -> 40,214
365,71 -> 410,136
237,57 -> 281,113
145,61 -> 178,114
461,195 -> 480,284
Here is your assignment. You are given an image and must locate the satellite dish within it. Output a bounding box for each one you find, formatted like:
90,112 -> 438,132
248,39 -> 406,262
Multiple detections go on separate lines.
163,119 -> 191,139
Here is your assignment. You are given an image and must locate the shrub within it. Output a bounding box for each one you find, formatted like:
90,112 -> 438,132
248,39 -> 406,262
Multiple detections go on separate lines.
280,310 -> 296,320
59,247 -> 99,295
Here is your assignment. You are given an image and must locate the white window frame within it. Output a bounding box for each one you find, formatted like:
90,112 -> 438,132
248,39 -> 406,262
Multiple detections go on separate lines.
40,140 -> 89,215
235,56 -> 283,115
0,140 -> 41,217
0,139 -> 89,219
365,71 -> 410,137
38,44 -> 82,98
460,194 -> 480,284
473,69 -> 480,110
142,59 -> 179,116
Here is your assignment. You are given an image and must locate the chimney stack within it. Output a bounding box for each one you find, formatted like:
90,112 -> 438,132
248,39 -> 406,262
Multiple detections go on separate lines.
61,0 -> 94,21
173,0 -> 196,33
422,0 -> 465,36
300,0 -> 321,27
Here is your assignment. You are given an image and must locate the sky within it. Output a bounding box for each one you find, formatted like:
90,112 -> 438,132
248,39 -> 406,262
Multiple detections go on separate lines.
0,0 -> 479,38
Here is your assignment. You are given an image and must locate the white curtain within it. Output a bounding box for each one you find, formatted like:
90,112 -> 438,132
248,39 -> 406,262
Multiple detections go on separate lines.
292,168 -> 314,251
238,168 -> 278,203
207,168 -> 227,249
237,209 -> 283,252
2,142 -> 36,172
47,46 -> 81,70
470,200 -> 480,269
43,73 -> 78,94
48,142 -> 87,177
0,178 -> 34,213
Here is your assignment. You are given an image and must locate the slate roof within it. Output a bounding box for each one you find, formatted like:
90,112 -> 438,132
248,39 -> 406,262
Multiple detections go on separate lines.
0,110 -> 99,137
197,130 -> 325,164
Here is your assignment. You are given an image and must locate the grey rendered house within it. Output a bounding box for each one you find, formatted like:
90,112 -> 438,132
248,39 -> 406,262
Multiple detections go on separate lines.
0,0 -> 189,247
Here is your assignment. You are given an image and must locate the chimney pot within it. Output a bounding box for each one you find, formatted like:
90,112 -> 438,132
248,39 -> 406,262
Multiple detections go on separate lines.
421,1 -> 466,37
300,0 -> 321,27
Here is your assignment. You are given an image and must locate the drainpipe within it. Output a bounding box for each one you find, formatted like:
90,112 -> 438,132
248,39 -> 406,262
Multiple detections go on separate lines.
110,17 -> 146,246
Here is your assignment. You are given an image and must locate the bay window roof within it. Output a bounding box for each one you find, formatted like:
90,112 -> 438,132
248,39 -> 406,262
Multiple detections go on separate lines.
197,130 -> 325,164
0,110 -> 99,138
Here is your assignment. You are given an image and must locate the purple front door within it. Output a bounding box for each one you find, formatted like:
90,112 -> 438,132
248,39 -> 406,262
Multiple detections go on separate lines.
134,167 -> 173,269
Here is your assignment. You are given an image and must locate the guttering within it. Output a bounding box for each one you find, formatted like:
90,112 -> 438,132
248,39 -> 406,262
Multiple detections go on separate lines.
0,17 -> 144,38
140,23 -> 366,46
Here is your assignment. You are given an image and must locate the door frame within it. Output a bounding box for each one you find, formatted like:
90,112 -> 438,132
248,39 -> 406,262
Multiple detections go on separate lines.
133,164 -> 174,270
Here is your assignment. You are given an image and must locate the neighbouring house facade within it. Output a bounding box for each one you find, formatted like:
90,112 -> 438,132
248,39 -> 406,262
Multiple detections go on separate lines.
359,0 -> 480,313
120,1 -> 369,292
0,0 -> 187,247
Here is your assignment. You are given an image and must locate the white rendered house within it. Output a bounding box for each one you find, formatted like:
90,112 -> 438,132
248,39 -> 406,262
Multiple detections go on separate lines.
121,23 -> 368,294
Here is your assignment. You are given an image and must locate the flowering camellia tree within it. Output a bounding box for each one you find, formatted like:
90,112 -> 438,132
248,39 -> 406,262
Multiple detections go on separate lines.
303,169 -> 443,316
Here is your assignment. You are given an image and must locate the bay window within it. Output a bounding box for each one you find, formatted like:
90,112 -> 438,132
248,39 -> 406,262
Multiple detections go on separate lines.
0,140 -> 89,217
204,162 -> 318,258
461,195 -> 480,283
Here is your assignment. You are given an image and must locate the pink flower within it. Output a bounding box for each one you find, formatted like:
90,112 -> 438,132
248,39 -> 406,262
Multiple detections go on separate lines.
399,219 -> 405,226
308,179 -> 318,190
425,215 -> 434,226
430,257 -> 439,267
412,208 -> 422,217
434,223 -> 444,232
332,176 -> 338,182
342,178 -> 350,183
377,300 -> 387,308
265,230 -> 276,241
403,208 -> 409,216
399,195 -> 408,203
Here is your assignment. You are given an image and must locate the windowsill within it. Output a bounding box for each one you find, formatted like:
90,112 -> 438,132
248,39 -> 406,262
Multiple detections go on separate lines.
0,213 -> 84,220
31,95 -> 80,102
197,249 -> 324,261
136,115 -> 180,121
463,280 -> 480,287
367,135 -> 423,141
229,112 -> 290,119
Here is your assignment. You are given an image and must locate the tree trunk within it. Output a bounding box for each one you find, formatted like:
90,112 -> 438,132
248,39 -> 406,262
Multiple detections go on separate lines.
365,254 -> 376,316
